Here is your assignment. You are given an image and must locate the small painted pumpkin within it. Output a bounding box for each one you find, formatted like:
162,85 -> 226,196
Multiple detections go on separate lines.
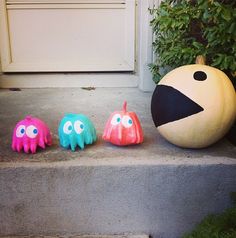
151,59 -> 236,148
103,101 -> 143,146
12,116 -> 52,153
58,113 -> 97,151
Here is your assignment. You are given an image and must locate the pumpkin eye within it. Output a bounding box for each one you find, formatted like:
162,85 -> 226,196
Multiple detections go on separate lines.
111,114 -> 122,125
26,125 -> 38,139
193,71 -> 207,81
63,121 -> 73,134
74,120 -> 84,134
16,125 -> 26,138
122,115 -> 133,128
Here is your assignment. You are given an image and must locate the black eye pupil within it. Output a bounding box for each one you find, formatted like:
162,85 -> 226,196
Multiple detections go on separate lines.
193,71 -> 207,81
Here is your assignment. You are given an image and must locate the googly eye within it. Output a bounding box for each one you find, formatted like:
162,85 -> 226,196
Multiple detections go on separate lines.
26,125 -> 38,139
74,120 -> 84,134
63,121 -> 73,135
111,114 -> 121,126
122,115 -> 133,128
16,125 -> 26,138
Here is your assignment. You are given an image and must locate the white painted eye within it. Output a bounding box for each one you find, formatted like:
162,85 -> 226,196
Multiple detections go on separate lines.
74,120 -> 84,134
16,125 -> 26,138
63,121 -> 73,135
122,115 -> 133,128
26,125 -> 38,139
111,114 -> 121,126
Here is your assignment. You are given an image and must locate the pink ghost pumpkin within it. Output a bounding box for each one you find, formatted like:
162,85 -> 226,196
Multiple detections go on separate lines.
12,116 -> 52,153
103,101 -> 143,146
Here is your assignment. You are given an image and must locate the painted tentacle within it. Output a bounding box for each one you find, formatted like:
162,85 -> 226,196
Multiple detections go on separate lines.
60,135 -> 69,149
38,136 -> 46,149
30,142 -> 37,154
84,128 -> 92,145
77,135 -> 85,149
23,139 -> 30,153
12,138 -> 17,152
15,139 -> 23,152
70,135 -> 78,151
45,132 -> 52,146
36,118 -> 52,147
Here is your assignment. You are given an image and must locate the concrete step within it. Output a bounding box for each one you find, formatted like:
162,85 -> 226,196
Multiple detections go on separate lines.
1,158 -> 236,238
0,88 -> 236,238
0,236 -> 148,238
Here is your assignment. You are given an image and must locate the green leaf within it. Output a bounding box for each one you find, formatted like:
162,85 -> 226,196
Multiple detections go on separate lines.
227,22 -> 236,34
222,8 -> 231,21
203,10 -> 210,20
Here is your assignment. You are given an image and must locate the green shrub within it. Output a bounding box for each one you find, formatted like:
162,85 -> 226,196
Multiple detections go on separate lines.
182,193 -> 236,238
150,0 -> 236,85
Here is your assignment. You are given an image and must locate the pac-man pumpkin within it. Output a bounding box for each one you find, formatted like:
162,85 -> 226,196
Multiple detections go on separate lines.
103,101 -> 143,146
151,63 -> 236,148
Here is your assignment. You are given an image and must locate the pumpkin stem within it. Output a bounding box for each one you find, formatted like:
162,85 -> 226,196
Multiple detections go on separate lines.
25,115 -> 32,120
123,101 -> 127,112
195,55 -> 206,65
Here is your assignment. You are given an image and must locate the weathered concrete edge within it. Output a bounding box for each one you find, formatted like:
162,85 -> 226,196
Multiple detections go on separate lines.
0,156 -> 236,168
1,162 -> 236,238
0,236 -> 149,238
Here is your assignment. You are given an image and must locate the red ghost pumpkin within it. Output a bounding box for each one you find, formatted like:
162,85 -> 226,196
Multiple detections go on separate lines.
103,101 -> 143,146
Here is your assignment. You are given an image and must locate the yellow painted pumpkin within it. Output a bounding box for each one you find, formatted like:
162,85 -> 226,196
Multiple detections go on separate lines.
151,62 -> 236,148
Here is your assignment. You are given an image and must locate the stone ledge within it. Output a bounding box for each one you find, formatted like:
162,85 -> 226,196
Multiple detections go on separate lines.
1,162 -> 236,238
0,155 -> 236,168
0,236 -> 149,238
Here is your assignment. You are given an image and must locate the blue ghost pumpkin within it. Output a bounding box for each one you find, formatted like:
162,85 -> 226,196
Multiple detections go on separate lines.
58,114 -> 97,151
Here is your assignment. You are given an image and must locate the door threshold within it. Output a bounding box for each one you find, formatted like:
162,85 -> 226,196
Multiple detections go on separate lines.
0,72 -> 138,88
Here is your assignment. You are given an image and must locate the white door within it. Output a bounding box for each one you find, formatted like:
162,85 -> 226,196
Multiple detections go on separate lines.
0,0 -> 135,72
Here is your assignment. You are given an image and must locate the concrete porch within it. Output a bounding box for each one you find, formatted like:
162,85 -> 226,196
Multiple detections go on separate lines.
0,88 -> 236,238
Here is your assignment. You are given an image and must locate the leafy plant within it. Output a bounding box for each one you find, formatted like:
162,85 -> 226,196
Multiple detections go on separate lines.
182,192 -> 236,238
150,0 -> 236,85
